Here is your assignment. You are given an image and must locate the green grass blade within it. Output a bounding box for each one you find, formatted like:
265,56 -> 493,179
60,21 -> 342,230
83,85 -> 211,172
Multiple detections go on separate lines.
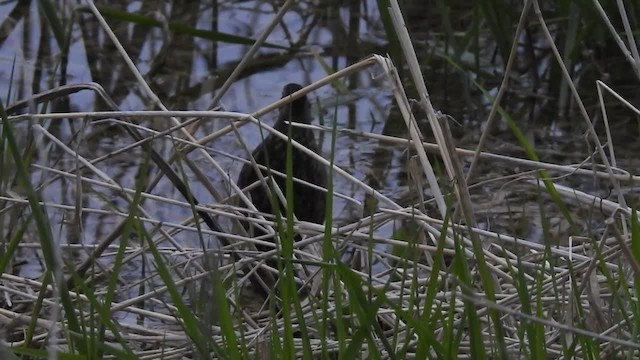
375,0 -> 403,68
0,213 -> 31,275
142,227 -> 211,357
415,212 -> 451,359
37,0 -> 65,49
452,232 -> 485,360
0,99 -> 88,355
321,97 -> 339,358
92,6 -> 288,49
338,263 -> 387,359
631,208 -> 640,265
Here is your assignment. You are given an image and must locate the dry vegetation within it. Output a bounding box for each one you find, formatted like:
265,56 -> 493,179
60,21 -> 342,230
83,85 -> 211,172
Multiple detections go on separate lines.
1,0 -> 640,359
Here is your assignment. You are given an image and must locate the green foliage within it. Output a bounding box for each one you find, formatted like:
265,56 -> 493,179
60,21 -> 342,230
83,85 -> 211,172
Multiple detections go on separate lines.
2,0 -> 640,358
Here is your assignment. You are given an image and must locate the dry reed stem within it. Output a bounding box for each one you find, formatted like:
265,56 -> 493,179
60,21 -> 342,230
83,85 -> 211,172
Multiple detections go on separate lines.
2,1 -> 639,357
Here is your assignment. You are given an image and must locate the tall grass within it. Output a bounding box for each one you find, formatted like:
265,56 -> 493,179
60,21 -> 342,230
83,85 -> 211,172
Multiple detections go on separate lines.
1,0 -> 640,358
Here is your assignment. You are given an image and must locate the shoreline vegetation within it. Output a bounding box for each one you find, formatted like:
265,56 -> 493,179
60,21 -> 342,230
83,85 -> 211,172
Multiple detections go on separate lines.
1,0 -> 640,358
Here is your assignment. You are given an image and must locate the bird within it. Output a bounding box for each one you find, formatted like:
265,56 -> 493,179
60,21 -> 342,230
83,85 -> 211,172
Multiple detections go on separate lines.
236,83 -> 327,254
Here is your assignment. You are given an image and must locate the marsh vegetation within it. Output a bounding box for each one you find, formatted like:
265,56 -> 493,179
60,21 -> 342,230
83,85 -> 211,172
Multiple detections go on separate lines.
1,0 -> 640,358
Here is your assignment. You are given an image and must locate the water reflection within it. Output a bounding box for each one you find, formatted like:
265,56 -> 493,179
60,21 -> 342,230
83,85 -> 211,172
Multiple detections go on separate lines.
0,0 -> 638,299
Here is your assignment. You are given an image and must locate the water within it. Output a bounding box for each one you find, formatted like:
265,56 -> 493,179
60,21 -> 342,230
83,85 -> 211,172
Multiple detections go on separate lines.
1,0 -> 638,315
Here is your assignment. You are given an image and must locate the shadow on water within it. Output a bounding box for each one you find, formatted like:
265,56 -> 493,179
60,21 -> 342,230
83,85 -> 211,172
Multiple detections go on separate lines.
1,0 -> 639,322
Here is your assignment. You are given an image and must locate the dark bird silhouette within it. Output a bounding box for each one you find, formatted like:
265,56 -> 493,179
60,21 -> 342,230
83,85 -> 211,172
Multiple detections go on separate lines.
237,83 -> 327,253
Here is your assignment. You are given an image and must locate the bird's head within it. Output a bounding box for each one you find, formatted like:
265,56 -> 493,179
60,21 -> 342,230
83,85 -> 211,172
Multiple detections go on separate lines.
279,83 -> 311,125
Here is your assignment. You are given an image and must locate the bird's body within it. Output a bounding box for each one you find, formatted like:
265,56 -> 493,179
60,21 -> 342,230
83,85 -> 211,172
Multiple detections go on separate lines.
237,83 -> 327,250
